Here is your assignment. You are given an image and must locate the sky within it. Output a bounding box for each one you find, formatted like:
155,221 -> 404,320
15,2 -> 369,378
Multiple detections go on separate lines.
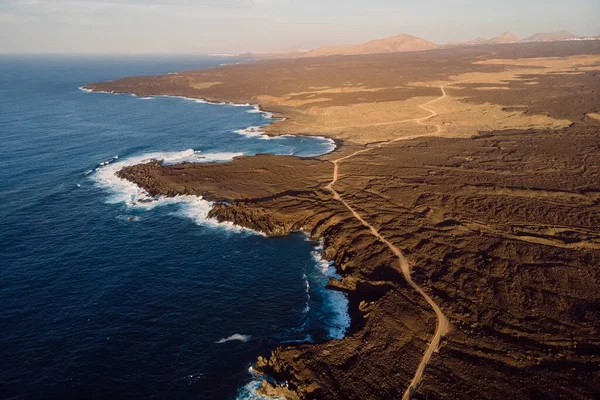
0,0 -> 599,54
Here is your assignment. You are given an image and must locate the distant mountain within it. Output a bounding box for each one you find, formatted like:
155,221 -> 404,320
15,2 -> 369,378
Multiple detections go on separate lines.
459,33 -> 520,46
302,34 -> 438,57
486,32 -> 521,44
464,37 -> 489,45
524,30 -> 578,42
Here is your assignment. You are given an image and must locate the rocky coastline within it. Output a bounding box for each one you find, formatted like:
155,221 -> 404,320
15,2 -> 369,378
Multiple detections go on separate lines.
86,41 -> 600,399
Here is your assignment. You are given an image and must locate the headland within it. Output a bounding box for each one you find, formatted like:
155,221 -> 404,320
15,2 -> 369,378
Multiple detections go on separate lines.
84,41 -> 600,399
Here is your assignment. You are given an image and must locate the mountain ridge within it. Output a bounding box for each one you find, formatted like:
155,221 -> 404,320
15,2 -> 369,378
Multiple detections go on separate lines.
301,33 -> 438,57
524,30 -> 578,42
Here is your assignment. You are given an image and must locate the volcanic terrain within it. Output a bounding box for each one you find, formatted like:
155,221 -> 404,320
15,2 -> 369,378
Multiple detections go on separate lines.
86,41 -> 600,399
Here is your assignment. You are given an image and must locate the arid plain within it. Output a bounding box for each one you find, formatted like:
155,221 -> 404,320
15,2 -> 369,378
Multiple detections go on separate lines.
87,41 -> 600,399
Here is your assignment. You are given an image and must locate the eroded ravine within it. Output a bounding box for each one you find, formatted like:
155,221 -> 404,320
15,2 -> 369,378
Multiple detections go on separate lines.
325,85 -> 451,400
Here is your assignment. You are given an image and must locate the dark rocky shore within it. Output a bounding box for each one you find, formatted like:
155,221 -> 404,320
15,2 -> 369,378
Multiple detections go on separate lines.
90,41 -> 600,399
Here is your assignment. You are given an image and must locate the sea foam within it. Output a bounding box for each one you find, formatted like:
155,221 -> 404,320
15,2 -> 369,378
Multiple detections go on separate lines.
233,126 -> 277,141
90,149 -> 259,234
216,334 -> 251,344
82,86 -> 343,398
310,239 -> 350,340
236,367 -> 286,400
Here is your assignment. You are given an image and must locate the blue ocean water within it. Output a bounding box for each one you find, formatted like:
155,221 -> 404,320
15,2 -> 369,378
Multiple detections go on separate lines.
0,55 -> 348,399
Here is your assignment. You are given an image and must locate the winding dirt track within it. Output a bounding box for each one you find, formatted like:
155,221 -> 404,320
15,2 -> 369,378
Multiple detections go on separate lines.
325,85 -> 450,400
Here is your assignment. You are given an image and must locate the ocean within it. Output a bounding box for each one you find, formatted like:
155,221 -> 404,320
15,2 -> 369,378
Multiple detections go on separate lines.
0,55 -> 349,399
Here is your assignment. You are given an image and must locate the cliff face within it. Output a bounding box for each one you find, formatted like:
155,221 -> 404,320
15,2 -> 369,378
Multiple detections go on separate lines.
116,125 -> 600,399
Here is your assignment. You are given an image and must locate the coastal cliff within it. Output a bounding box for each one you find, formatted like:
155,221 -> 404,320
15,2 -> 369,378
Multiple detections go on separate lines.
88,41 -> 600,399
115,125 -> 600,399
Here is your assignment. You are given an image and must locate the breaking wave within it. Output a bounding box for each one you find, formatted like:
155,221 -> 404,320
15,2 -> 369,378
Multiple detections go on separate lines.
310,239 -> 351,340
216,334 -> 251,344
89,149 -> 257,234
236,367 -> 286,400
303,274 -> 311,313
233,126 -> 277,140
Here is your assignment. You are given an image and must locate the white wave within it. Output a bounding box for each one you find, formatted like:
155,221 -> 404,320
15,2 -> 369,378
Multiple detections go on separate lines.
311,249 -> 332,274
245,105 -> 273,119
81,88 -> 293,144
90,149 -> 259,234
148,94 -> 258,111
174,196 -> 258,234
227,102 -> 252,107
310,239 -> 351,339
236,380 -> 285,400
96,155 -> 120,168
314,136 -> 337,154
324,289 -> 350,340
236,367 -> 286,400
78,86 -> 116,95
233,127 -> 277,141
111,149 -> 240,167
303,273 -> 311,313
216,334 -> 251,343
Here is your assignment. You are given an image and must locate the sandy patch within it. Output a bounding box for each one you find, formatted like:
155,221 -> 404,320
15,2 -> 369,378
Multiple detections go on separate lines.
286,85 -> 405,96
429,96 -> 571,137
262,97 -> 436,143
474,86 -> 511,91
587,113 -> 600,121
474,55 -> 600,69
407,55 -> 600,89
190,81 -> 222,89
257,94 -> 333,108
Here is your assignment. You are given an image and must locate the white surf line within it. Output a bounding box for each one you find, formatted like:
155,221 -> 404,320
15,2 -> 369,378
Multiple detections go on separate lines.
325,85 -> 451,400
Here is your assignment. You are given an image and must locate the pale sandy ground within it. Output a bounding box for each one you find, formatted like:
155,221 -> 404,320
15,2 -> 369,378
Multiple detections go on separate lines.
259,54 -> 600,144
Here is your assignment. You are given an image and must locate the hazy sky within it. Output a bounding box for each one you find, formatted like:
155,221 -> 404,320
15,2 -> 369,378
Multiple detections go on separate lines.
1,0 -> 599,54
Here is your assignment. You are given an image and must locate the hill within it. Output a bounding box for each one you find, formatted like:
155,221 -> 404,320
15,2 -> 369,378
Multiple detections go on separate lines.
302,33 -> 437,57
524,30 -> 578,42
486,32 -> 520,44
464,37 -> 489,45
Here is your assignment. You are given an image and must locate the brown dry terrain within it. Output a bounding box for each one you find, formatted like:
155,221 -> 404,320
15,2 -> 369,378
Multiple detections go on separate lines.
88,41 -> 600,399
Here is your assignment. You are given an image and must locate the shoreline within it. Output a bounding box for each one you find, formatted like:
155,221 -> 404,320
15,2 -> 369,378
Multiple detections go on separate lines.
79,43 -> 600,399
81,86 -> 355,398
79,85 -> 345,155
